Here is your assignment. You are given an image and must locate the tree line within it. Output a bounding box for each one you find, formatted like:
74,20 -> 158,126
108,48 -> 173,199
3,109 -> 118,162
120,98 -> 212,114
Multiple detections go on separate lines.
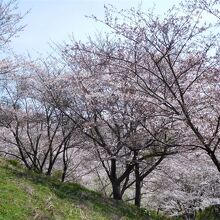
0,0 -> 220,218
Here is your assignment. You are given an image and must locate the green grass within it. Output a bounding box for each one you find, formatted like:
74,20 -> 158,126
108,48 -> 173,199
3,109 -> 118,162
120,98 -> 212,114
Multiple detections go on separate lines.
0,158 -> 219,220
195,206 -> 220,220
0,158 -> 156,220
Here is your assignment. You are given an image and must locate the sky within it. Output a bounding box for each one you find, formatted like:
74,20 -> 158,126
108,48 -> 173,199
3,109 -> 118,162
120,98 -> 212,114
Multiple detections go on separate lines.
11,0 -> 180,57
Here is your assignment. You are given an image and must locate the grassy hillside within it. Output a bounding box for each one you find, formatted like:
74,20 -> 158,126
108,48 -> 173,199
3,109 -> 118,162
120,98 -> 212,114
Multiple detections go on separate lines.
0,158 -> 165,220
0,158 -> 219,220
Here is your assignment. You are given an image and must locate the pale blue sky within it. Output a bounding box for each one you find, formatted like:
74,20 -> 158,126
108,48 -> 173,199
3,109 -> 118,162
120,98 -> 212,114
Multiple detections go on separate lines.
11,0 -> 179,57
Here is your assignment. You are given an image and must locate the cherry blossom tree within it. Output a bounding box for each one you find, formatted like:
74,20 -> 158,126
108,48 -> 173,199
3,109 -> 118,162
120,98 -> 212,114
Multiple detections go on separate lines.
75,4 -> 220,175
144,151 -> 220,218
52,35 -> 181,206
0,0 -> 24,50
0,62 -> 82,181
0,0 -> 25,79
0,0 -> 219,213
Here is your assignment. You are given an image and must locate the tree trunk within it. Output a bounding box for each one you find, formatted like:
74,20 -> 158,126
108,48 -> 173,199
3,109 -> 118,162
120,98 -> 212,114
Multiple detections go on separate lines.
46,164 -> 53,176
135,161 -> 141,207
112,181 -> 122,200
110,158 -> 122,200
133,150 -> 142,207
61,164 -> 67,182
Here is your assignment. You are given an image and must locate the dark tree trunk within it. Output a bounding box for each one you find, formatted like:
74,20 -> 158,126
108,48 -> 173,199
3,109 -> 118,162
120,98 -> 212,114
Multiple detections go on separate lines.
135,161 -> 141,207
110,158 -> 122,200
61,170 -> 66,182
61,164 -> 68,182
112,181 -> 122,200
134,150 -> 141,207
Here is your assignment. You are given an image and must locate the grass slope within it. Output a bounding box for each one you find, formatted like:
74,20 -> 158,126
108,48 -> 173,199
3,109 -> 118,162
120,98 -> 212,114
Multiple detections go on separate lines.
0,158 -> 164,220
0,158 -> 219,220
